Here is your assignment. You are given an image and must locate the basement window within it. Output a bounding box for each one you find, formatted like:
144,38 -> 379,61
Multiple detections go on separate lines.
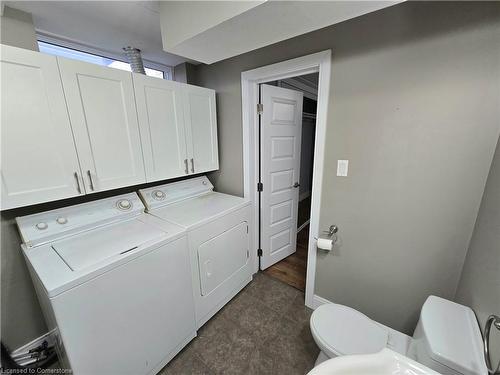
37,40 -> 172,80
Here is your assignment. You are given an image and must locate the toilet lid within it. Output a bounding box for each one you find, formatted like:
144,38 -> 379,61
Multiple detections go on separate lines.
310,303 -> 388,356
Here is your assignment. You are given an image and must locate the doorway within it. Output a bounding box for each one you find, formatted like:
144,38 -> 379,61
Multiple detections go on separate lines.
259,75 -> 318,291
241,50 -> 332,308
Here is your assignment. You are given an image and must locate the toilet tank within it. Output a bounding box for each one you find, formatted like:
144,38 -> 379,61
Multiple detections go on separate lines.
409,296 -> 487,375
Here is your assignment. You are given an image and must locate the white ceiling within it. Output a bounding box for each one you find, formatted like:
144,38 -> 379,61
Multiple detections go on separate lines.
160,1 -> 402,64
5,1 -> 193,67
6,1 -> 403,67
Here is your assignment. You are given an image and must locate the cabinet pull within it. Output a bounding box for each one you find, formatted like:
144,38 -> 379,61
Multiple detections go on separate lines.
191,158 -> 195,173
74,172 -> 82,194
184,159 -> 189,174
87,170 -> 95,191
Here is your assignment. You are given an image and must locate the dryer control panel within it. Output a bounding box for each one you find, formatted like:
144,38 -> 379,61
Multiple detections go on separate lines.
16,193 -> 145,248
139,176 -> 214,211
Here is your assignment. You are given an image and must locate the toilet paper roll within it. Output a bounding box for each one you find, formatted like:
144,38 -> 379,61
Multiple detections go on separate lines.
317,238 -> 333,251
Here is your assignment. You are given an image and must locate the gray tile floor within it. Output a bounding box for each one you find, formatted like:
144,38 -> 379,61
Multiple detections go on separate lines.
160,272 -> 319,375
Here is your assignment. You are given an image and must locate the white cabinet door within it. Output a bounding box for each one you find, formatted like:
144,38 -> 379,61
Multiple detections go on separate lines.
58,58 -> 145,193
1,45 -> 84,210
183,85 -> 219,174
133,74 -> 189,182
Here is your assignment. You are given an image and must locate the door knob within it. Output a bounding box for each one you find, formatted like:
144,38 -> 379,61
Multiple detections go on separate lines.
293,182 -> 300,188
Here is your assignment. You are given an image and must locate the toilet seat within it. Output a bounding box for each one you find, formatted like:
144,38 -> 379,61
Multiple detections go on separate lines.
310,303 -> 389,357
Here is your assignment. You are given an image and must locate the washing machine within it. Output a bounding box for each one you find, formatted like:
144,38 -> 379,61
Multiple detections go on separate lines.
16,193 -> 196,375
138,176 -> 253,328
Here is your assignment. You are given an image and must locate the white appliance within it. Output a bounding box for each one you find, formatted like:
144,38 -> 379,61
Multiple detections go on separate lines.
16,193 -> 196,375
310,296 -> 487,375
139,176 -> 252,328
307,348 -> 439,375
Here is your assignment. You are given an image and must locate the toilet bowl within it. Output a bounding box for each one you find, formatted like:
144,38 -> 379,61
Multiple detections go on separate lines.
310,296 -> 488,375
310,303 -> 410,366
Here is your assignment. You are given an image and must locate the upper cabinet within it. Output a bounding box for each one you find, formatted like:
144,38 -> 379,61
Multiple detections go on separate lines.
0,44 -> 218,210
134,74 -> 219,182
133,74 -> 188,182
183,85 -> 219,175
1,45 -> 85,210
58,58 -> 146,193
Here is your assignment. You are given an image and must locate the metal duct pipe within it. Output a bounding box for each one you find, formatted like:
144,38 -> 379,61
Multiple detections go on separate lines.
123,46 -> 145,74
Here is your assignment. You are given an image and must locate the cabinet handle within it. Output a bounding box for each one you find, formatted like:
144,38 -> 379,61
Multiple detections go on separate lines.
184,159 -> 189,174
87,170 -> 95,191
74,172 -> 82,194
191,158 -> 195,173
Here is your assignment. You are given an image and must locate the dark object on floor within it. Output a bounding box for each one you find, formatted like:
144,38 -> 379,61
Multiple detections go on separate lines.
1,341 -> 57,370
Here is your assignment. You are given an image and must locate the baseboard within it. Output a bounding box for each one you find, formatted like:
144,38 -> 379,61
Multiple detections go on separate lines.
312,294 -> 332,309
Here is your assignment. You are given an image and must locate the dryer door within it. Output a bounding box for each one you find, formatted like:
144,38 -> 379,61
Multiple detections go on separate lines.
188,205 -> 252,327
198,221 -> 249,296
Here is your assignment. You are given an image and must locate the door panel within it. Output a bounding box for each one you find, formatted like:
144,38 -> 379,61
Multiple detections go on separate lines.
0,45 -> 84,209
133,74 -> 188,182
183,85 -> 218,174
58,58 -> 145,193
260,84 -> 303,269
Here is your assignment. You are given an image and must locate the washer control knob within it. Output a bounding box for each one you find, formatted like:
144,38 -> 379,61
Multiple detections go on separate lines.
153,190 -> 165,200
36,222 -> 48,230
117,199 -> 132,210
56,217 -> 68,225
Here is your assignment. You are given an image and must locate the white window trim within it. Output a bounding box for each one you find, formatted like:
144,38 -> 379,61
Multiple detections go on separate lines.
37,33 -> 174,80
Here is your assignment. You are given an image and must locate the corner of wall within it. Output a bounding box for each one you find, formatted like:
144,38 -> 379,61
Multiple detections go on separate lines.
0,6 -> 38,51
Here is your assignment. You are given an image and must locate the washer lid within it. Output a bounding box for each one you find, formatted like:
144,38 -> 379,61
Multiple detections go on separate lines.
23,217 -> 184,297
420,296 -> 487,375
51,219 -> 165,271
311,303 -> 388,356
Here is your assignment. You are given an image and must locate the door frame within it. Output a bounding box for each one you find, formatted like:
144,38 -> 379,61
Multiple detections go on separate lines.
241,50 -> 332,308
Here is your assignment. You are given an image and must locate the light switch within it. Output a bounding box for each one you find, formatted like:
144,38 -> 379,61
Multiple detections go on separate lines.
337,160 -> 349,177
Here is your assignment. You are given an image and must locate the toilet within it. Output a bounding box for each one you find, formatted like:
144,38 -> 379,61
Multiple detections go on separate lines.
310,295 -> 488,375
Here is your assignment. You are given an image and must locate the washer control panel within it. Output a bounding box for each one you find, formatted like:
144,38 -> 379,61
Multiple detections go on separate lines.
16,193 -> 145,247
116,199 -> 133,210
36,222 -> 48,230
152,190 -> 166,200
56,217 -> 68,225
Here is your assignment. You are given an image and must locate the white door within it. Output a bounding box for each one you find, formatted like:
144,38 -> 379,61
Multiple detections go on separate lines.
0,45 -> 84,210
133,74 -> 189,182
260,84 -> 303,269
183,85 -> 219,174
58,58 -> 145,193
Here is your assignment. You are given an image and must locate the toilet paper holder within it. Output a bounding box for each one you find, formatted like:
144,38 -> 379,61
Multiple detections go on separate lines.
323,225 -> 338,238
314,225 -> 339,240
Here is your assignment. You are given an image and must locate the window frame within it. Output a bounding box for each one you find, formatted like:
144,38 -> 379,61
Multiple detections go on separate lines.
37,34 -> 174,80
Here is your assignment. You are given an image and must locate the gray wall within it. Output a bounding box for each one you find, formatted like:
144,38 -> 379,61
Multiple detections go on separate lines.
193,2 -> 500,333
455,137 -> 500,364
0,6 -> 38,51
173,62 -> 197,84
